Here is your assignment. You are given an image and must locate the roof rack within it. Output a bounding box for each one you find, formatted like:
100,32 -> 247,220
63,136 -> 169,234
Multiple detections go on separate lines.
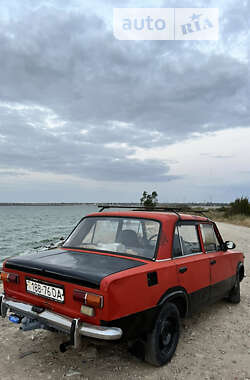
97,204 -> 210,219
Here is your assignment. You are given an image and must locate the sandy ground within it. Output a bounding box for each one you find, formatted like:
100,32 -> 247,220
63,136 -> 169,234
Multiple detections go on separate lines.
0,222 -> 249,380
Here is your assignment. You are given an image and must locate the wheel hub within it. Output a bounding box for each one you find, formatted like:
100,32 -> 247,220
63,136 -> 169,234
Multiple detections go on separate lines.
160,321 -> 173,347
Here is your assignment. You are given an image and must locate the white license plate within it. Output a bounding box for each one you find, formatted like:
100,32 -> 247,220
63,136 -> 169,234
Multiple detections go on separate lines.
25,278 -> 64,303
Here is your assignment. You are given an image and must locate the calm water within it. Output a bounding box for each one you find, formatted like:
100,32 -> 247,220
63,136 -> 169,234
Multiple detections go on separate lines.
0,205 -> 98,263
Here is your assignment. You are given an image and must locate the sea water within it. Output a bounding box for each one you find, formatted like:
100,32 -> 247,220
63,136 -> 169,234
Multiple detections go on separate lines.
0,205 -> 98,263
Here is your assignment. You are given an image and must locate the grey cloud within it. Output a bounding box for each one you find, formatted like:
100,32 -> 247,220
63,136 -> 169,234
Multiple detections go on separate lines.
0,0 -> 248,186
0,170 -> 27,176
78,157 -> 180,182
200,153 -> 234,159
0,3 -> 248,141
0,106 -> 178,182
213,155 -> 233,159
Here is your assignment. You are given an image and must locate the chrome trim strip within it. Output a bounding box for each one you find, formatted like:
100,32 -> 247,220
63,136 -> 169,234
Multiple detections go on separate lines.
79,322 -> 122,340
155,258 -> 172,262
1,296 -> 122,341
173,251 -> 204,259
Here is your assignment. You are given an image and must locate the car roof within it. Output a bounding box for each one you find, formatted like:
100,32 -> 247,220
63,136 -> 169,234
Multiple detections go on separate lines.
87,211 -> 209,223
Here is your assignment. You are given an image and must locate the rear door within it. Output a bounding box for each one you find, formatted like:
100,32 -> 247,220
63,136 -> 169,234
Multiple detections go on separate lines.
200,223 -> 234,301
173,222 -> 210,312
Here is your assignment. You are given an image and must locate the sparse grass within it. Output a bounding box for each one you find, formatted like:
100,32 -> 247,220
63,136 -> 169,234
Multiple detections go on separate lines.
202,197 -> 250,227
227,197 -> 250,216
206,209 -> 250,228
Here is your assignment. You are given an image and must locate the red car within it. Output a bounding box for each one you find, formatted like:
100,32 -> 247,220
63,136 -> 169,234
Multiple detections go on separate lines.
0,207 -> 245,366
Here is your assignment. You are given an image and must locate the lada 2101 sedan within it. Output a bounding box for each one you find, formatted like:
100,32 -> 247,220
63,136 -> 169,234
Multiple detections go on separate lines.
0,206 -> 245,366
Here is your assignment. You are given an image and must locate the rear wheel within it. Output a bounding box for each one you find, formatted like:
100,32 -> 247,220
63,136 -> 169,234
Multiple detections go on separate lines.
228,271 -> 240,304
145,302 -> 180,366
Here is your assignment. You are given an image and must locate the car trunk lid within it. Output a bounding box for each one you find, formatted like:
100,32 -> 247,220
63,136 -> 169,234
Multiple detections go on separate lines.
4,248 -> 146,289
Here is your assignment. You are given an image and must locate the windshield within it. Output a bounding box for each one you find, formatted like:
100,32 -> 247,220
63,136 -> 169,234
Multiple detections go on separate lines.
63,216 -> 160,260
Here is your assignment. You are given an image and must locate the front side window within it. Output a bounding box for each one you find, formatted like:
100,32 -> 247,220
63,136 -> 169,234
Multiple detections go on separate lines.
200,224 -> 221,252
63,217 -> 160,259
173,224 -> 202,256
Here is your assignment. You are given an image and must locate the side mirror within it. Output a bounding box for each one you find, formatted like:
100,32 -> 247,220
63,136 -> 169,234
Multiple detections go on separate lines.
223,241 -> 236,250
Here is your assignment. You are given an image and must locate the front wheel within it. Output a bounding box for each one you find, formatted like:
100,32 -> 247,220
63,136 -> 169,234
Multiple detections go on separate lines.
145,302 -> 180,366
227,272 -> 240,304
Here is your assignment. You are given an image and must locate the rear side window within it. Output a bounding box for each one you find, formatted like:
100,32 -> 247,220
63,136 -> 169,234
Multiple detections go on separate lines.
172,224 -> 202,257
178,225 -> 202,255
200,224 -> 220,252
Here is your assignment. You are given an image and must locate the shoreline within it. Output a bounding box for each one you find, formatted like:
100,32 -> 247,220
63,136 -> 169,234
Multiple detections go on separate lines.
0,203 -> 96,206
0,202 -> 227,207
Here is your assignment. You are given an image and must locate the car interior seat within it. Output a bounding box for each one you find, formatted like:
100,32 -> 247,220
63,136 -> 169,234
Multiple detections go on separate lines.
118,229 -> 140,248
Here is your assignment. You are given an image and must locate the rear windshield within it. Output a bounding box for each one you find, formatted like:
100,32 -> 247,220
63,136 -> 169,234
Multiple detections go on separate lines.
63,216 -> 160,260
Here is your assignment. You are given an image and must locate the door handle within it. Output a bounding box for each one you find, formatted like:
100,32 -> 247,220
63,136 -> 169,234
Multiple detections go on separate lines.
179,267 -> 187,273
210,260 -> 216,265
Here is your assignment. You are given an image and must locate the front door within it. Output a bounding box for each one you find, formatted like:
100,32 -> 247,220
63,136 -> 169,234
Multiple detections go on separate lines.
173,223 -> 210,312
200,223 -> 234,301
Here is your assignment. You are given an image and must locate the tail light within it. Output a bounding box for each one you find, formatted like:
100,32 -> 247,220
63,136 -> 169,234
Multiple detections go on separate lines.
0,271 -> 19,284
73,289 -> 103,308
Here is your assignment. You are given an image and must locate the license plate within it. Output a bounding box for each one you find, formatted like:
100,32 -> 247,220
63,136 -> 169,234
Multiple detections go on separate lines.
25,278 -> 64,303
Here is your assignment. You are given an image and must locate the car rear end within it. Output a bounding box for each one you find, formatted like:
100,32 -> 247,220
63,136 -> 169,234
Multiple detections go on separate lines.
0,211 -> 163,350
0,252 -> 123,350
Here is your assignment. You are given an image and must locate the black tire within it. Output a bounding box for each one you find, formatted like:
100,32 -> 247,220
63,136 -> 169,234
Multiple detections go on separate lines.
228,271 -> 240,304
145,302 -> 180,367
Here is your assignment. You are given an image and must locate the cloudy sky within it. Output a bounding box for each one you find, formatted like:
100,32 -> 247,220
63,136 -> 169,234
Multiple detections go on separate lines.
0,0 -> 249,203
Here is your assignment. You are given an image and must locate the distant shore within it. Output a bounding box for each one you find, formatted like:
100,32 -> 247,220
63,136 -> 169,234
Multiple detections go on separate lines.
0,202 -> 96,206
0,202 -> 227,206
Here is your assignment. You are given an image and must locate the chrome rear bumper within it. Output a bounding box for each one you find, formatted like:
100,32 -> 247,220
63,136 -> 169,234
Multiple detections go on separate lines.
0,295 -> 122,346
